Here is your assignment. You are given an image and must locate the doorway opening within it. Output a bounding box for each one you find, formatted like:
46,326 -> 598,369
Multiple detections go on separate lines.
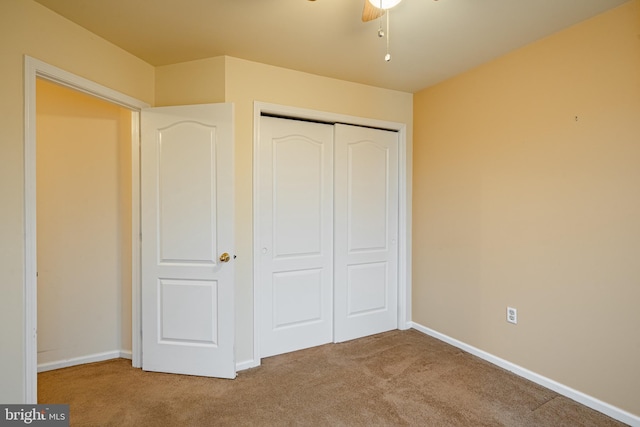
23,56 -> 149,403
35,78 -> 132,374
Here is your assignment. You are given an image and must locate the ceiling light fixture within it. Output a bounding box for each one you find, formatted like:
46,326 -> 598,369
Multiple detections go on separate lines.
368,0 -> 402,9
370,0 -> 402,62
361,0 -> 409,62
363,0 -> 439,62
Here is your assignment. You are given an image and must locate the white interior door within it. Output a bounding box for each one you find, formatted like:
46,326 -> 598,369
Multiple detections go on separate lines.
334,123 -> 399,342
259,116 -> 334,358
141,103 -> 235,378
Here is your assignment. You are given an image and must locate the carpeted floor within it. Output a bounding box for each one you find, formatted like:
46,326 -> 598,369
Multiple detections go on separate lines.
38,329 -> 626,426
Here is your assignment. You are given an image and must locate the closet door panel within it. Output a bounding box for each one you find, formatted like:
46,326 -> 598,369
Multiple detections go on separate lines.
334,124 -> 399,342
259,116 -> 334,357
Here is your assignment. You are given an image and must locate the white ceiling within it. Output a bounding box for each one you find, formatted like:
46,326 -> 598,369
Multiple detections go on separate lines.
33,0 -> 629,93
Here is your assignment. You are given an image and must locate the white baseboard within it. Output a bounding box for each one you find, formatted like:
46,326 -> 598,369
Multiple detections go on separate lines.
236,359 -> 260,372
37,350 -> 132,373
410,322 -> 639,427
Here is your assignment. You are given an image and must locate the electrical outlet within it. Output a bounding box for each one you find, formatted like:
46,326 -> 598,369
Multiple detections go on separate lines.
507,307 -> 518,324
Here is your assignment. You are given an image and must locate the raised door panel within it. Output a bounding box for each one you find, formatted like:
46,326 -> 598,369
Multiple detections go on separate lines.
158,123 -> 217,264
347,141 -> 390,252
347,262 -> 388,316
273,138 -> 323,258
159,279 -> 218,344
272,269 -> 323,328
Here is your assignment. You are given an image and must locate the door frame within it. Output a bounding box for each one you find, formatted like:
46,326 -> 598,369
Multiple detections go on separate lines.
252,101 -> 412,366
23,56 -> 149,403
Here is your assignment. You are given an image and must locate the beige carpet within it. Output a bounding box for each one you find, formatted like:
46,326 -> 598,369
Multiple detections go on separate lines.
38,329 -> 625,426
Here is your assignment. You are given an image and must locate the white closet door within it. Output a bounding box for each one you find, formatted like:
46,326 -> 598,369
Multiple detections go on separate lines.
334,123 -> 399,342
259,116 -> 334,358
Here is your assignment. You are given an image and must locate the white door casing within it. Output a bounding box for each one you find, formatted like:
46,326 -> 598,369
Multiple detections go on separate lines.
334,124 -> 399,342
24,57 -> 149,403
141,104 -> 235,378
259,116 -> 334,358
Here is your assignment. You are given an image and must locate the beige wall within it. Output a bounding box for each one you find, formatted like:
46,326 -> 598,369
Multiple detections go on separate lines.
36,79 -> 132,365
155,56 -> 226,106
412,0 -> 640,416
0,0 -> 153,403
156,56 -> 414,364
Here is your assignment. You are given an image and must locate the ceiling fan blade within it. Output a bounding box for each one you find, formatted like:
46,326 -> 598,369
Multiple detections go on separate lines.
362,0 -> 385,22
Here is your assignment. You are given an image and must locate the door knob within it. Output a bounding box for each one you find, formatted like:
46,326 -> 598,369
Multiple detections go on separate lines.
219,252 -> 231,263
